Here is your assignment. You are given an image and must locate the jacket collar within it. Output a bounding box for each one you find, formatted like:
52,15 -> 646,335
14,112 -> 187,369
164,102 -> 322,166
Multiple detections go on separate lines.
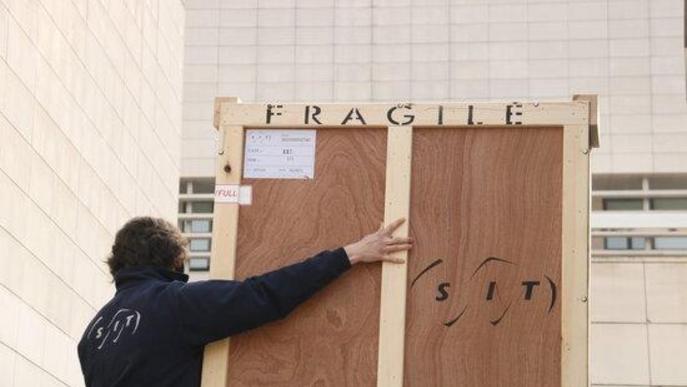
114,265 -> 189,291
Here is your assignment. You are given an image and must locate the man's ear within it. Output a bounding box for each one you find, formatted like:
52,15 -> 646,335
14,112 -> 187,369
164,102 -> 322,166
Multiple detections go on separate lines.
174,259 -> 185,273
173,253 -> 187,273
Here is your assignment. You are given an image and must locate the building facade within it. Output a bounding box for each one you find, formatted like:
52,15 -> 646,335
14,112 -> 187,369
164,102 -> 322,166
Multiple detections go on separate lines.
180,0 -> 687,386
0,0 -> 184,385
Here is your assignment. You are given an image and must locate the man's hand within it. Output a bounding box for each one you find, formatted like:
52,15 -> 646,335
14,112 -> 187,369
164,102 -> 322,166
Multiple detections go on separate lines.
344,218 -> 413,265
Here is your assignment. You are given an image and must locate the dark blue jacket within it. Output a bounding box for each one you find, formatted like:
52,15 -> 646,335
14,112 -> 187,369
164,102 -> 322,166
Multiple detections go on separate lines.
77,248 -> 351,387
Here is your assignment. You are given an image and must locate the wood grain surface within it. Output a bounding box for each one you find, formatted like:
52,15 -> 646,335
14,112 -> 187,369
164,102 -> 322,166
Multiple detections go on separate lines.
227,128 -> 387,386
404,127 -> 563,387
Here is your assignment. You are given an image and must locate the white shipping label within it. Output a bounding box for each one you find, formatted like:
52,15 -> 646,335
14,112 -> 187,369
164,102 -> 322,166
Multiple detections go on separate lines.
214,184 -> 252,205
243,129 -> 316,179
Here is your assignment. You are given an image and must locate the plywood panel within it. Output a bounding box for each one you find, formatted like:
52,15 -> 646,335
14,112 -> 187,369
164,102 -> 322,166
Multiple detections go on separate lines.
405,127 -> 563,387
227,128 -> 387,386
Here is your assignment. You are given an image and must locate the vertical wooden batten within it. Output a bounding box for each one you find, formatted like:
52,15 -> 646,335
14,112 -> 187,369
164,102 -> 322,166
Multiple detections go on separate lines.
563,94 -> 596,387
377,125 -> 413,387
201,98 -> 244,387
561,123 -> 591,387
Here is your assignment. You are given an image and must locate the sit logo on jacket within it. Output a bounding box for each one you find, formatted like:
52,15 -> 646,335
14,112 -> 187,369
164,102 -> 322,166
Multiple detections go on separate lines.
86,309 -> 142,350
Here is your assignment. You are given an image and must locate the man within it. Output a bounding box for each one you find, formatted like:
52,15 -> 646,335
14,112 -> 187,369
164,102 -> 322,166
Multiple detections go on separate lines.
78,216 -> 412,386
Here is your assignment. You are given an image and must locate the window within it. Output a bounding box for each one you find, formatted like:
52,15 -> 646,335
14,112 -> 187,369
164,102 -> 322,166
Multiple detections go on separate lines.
178,178 -> 217,274
604,237 -> 646,250
193,180 -> 215,194
191,202 -> 214,213
654,237 -> 687,250
651,198 -> 687,210
631,237 -> 646,250
190,239 -> 211,252
189,257 -> 210,271
603,199 -> 643,210
605,237 -> 627,250
180,220 -> 212,233
593,175 -> 643,190
649,175 -> 687,190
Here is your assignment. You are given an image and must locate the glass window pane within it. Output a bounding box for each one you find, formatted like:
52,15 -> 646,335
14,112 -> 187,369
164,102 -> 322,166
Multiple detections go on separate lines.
190,239 -> 211,252
192,202 -> 214,213
190,220 -> 211,233
651,198 -> 687,210
193,180 -> 215,194
654,237 -> 687,250
603,199 -> 644,210
605,237 -> 629,250
593,175 -> 643,190
648,176 -> 687,190
189,257 -> 210,271
630,237 -> 646,250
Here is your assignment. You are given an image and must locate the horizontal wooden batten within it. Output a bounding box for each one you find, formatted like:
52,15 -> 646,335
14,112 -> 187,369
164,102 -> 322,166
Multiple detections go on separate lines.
215,101 -> 591,130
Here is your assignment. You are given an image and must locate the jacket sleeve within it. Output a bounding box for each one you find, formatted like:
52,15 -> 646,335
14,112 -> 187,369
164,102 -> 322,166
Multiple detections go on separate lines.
175,247 -> 351,347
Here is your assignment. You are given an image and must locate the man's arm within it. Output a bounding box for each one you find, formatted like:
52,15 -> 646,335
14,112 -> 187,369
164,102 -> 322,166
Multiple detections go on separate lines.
176,248 -> 351,346
176,218 -> 413,347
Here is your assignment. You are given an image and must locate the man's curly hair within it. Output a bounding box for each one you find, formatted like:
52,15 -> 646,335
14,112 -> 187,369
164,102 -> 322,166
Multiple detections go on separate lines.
107,217 -> 189,276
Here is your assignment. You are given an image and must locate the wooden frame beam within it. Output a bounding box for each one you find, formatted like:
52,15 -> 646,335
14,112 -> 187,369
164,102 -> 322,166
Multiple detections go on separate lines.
216,101 -> 588,128
377,126 -> 413,387
202,100 -> 244,387
561,123 -> 591,387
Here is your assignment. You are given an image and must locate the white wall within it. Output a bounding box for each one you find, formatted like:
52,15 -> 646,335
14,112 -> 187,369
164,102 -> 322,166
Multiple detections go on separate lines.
0,0 -> 184,385
182,0 -> 687,177
591,260 -> 687,386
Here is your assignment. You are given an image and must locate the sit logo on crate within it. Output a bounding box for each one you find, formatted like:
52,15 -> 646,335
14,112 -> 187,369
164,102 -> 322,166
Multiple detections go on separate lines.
411,256 -> 558,327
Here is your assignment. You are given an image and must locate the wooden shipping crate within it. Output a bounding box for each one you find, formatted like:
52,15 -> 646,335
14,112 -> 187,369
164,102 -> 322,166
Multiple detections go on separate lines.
202,96 -> 599,387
